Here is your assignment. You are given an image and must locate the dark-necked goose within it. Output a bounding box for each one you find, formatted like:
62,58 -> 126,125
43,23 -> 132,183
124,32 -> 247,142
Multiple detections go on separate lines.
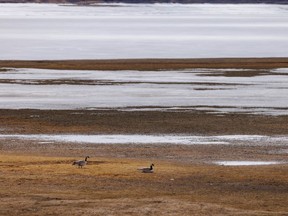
138,163 -> 154,173
72,156 -> 90,168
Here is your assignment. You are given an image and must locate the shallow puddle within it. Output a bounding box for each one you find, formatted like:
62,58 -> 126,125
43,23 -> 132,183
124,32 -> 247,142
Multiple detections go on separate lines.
214,161 -> 284,166
1,134 -> 288,145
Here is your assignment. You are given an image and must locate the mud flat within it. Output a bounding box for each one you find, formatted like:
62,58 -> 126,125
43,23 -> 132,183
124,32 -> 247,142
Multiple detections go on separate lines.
0,58 -> 287,215
2,58 -> 288,70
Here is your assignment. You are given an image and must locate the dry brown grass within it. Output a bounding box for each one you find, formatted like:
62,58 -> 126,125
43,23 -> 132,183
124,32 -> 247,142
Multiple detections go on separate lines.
0,154 -> 287,215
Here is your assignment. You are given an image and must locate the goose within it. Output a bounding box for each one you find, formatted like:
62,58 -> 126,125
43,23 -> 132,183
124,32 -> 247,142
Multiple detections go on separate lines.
72,156 -> 90,168
138,163 -> 154,173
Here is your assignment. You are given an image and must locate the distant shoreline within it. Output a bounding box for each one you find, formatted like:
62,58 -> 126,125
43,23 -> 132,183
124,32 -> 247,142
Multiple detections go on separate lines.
1,58 -> 288,70
0,1 -> 287,5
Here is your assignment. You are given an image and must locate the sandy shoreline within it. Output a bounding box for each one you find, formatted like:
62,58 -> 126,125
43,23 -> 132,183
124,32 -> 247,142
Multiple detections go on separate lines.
0,108 -> 287,215
0,58 -> 287,215
0,141 -> 287,215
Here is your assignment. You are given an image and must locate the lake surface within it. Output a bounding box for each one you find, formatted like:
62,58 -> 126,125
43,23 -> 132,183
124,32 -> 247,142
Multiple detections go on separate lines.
0,68 -> 287,115
1,3 -> 288,60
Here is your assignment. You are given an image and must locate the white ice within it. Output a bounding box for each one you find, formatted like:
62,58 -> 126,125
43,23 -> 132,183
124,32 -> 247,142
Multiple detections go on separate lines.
1,134 -> 288,145
1,3 -> 288,60
0,68 -> 287,114
214,161 -> 284,166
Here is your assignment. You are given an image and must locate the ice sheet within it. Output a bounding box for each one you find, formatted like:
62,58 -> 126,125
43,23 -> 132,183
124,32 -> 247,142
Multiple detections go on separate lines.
1,3 -> 288,60
0,68 -> 287,114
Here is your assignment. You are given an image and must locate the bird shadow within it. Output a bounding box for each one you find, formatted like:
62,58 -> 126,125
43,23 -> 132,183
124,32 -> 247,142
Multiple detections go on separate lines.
87,160 -> 107,165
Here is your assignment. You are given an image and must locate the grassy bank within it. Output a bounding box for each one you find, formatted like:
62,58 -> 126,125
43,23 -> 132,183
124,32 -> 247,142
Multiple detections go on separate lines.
0,154 -> 287,215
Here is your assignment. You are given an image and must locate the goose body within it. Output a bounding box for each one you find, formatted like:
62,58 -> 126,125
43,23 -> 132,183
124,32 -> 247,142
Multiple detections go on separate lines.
138,164 -> 154,173
72,156 -> 89,168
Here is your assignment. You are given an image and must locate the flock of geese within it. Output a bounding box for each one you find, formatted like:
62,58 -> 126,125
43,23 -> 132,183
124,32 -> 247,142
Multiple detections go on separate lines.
72,156 -> 155,173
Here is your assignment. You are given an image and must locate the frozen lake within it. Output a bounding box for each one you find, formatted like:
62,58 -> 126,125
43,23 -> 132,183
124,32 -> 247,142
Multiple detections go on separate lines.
1,3 -> 288,60
0,68 -> 287,114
